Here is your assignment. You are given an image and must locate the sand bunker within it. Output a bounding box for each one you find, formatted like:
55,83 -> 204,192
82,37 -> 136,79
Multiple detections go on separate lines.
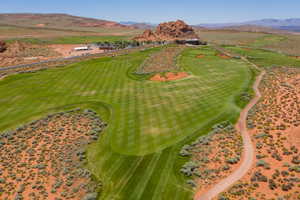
196,54 -> 205,59
150,72 -> 189,82
218,54 -> 231,59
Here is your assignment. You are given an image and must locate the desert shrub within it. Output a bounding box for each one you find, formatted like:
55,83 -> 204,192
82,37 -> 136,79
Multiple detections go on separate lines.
223,165 -> 230,171
281,183 -> 293,191
288,165 -> 300,173
180,161 -> 198,177
281,170 -> 289,177
218,195 -> 229,200
291,146 -> 298,154
272,170 -> 280,179
251,171 -> 268,182
292,156 -> 300,164
179,145 -> 192,157
256,160 -> 270,169
228,183 -> 247,195
256,142 -> 263,149
186,179 -> 197,187
254,133 -> 269,139
256,154 -> 267,159
272,152 -> 282,161
226,157 -> 240,165
269,179 -> 277,190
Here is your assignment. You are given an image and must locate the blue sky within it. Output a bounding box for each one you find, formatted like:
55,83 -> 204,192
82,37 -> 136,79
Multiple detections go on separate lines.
2,0 -> 300,24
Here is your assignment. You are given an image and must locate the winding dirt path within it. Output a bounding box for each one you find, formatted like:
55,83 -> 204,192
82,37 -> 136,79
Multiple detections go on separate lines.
195,57 -> 266,200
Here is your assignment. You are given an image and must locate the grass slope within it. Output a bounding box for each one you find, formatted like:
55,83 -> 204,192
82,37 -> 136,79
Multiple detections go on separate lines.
249,34 -> 286,48
0,46 -> 252,200
224,46 -> 300,68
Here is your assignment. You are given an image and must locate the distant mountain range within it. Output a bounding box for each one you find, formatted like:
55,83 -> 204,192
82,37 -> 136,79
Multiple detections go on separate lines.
2,14 -> 300,33
121,18 -> 300,32
197,18 -> 300,32
119,21 -> 156,29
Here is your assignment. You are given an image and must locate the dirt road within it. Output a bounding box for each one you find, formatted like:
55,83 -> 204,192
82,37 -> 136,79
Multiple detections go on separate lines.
195,69 -> 266,200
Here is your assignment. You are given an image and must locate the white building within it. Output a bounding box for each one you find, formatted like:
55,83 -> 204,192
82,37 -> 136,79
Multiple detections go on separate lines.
73,46 -> 90,51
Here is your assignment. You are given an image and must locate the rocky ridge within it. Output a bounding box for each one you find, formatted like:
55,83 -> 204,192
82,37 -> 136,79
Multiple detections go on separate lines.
134,20 -> 199,41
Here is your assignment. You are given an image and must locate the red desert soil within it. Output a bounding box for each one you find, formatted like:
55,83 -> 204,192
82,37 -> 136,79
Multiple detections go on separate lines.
49,44 -> 104,57
218,54 -> 231,59
195,69 -> 265,200
196,54 -> 205,59
150,72 -> 189,82
0,42 -> 104,67
0,109 -> 106,200
217,67 -> 300,200
0,41 -> 60,67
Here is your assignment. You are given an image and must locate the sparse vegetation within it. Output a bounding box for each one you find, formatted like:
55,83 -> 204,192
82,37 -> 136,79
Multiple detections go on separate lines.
220,67 -> 300,200
0,109 -> 105,199
136,45 -> 186,74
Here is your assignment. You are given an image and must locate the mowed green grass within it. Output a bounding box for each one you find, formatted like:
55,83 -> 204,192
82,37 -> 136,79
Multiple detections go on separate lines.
6,35 -> 131,44
197,30 -> 267,45
224,46 -> 300,68
0,46 -> 252,199
249,34 -> 286,48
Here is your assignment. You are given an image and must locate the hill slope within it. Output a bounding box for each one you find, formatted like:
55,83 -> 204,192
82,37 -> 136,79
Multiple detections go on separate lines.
0,13 -> 132,31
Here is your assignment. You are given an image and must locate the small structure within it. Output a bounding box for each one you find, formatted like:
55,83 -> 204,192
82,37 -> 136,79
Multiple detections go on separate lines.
73,46 -> 90,51
99,46 -> 115,52
175,38 -> 207,46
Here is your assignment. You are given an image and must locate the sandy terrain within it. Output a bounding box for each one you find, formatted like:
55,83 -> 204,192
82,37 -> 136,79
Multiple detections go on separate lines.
150,72 -> 189,81
196,54 -> 205,59
0,42 -> 105,68
217,54 -> 231,59
49,44 -> 104,57
0,109 -> 106,200
218,67 -> 300,200
0,41 -> 60,67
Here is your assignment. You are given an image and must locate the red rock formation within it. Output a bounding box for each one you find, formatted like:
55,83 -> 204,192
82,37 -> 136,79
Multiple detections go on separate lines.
134,20 -> 199,41
134,29 -> 158,41
0,41 -> 7,53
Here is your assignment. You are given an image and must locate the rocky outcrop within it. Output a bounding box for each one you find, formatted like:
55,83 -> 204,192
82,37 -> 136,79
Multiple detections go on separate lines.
0,41 -> 7,53
135,29 -> 158,41
134,20 -> 199,41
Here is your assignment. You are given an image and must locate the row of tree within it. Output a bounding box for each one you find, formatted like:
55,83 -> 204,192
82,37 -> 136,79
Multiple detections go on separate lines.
0,41 -> 7,53
94,40 -> 166,50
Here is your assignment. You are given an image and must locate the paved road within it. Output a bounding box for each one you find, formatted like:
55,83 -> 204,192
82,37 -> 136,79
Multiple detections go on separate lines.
0,45 -> 155,72
0,52 -> 116,72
